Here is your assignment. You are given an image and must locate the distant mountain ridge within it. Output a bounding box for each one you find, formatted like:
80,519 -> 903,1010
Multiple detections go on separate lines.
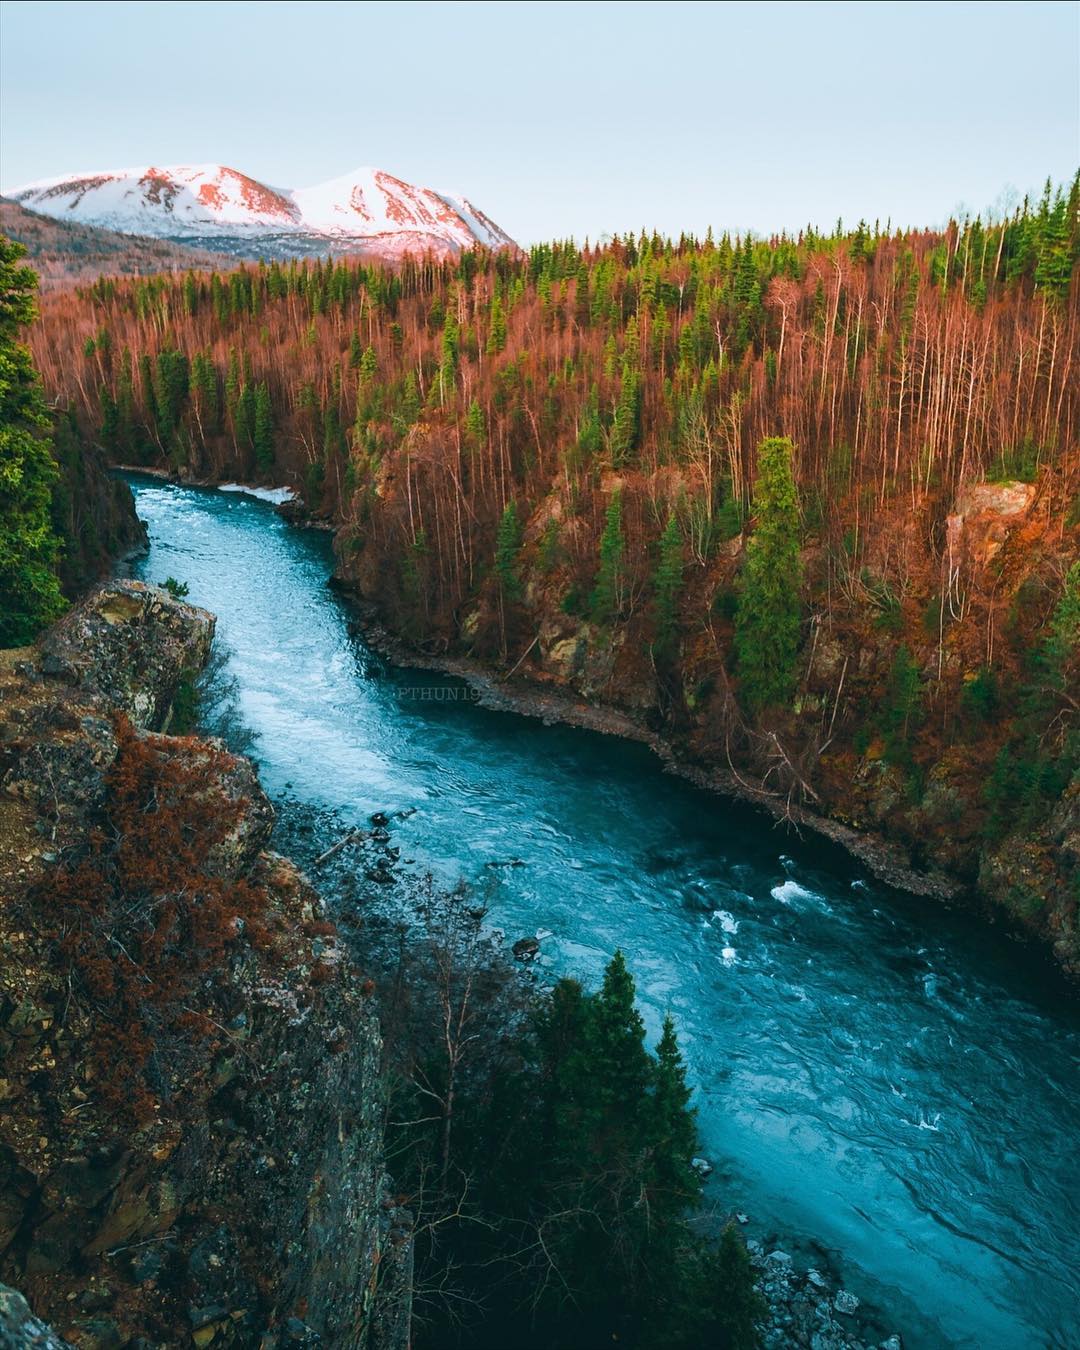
0,197 -> 221,288
2,163 -> 515,260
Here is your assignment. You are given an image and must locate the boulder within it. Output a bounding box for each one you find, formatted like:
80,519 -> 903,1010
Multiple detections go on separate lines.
40,581 -> 214,731
948,479 -> 1037,566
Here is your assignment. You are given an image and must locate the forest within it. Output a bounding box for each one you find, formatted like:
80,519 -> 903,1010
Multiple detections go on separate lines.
14,173 -> 1080,957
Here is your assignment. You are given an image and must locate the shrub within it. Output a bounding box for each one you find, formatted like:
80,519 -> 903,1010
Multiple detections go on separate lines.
31,718 -> 276,1124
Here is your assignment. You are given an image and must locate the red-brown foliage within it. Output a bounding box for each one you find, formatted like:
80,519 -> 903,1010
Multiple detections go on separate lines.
34,718 -> 273,1123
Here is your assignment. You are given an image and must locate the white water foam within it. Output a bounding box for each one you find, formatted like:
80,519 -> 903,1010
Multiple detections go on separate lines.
771,879 -> 822,907
218,483 -> 296,505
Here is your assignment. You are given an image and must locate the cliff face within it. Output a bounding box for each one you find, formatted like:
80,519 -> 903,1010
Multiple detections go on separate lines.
0,582 -> 410,1349
49,420 -> 147,601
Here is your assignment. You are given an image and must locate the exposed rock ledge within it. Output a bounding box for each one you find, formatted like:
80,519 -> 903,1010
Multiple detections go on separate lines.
0,582 -> 410,1349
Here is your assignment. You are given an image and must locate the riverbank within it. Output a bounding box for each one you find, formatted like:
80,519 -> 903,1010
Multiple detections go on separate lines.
341,598 -> 1009,906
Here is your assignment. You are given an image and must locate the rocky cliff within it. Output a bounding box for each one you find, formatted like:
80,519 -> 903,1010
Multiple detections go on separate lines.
0,582 -> 410,1348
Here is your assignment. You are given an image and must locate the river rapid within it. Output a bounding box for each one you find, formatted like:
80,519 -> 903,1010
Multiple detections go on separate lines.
127,475 -> 1080,1350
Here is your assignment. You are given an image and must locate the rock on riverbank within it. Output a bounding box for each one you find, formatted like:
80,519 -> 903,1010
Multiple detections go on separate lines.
749,1244 -> 902,1350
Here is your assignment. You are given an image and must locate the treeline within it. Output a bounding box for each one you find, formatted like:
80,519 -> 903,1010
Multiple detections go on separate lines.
30,175 -> 1078,541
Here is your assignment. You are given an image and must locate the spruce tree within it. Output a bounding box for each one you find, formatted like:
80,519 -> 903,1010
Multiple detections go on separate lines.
486,292 -> 507,353
1034,180 -> 1072,301
648,1015 -> 700,1207
493,499 -> 523,600
703,1224 -> 767,1350
253,382 -> 274,472
588,950 -> 650,1123
464,399 -> 486,453
734,437 -> 802,711
0,237 -> 66,646
653,513 -> 685,654
358,344 -> 378,386
609,361 -> 642,467
399,371 -> 421,426
590,487 -> 624,624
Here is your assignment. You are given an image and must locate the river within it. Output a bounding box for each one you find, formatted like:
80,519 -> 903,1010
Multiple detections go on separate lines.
127,475 -> 1080,1350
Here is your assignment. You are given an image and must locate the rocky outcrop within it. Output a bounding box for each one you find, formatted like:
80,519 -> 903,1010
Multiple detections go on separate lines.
37,580 -> 213,729
947,479 -> 1038,567
0,582 -> 411,1349
49,424 -> 147,600
979,774 -> 1080,971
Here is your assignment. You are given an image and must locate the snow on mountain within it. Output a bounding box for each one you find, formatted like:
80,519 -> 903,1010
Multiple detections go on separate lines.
2,163 -> 515,258
5,165 -> 299,234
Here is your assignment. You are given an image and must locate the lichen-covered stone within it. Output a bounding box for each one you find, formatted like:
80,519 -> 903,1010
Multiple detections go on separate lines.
39,581 -> 214,729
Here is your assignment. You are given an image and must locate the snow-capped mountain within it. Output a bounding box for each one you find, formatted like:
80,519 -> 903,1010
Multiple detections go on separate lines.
3,163 -> 515,260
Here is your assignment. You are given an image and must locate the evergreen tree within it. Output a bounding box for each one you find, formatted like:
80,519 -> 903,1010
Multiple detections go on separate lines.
702,1224 -> 767,1350
152,349 -> 189,441
322,402 -> 346,461
353,345 -> 379,432
399,370 -> 421,427
734,437 -> 802,711
234,384 -> 255,451
609,361 -> 642,467
487,292 -> 508,353
359,344 -> 378,386
253,382 -> 274,471
574,263 -> 591,328
1034,180 -> 1072,301
182,272 -> 198,317
648,1014 -> 700,1206
493,499 -> 523,600
590,488 -> 624,624
464,398 -> 486,453
0,237 -> 66,646
588,950 -> 650,1124
652,513 -> 685,654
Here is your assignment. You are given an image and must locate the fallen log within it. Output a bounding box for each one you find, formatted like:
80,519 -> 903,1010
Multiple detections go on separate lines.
314,829 -> 369,866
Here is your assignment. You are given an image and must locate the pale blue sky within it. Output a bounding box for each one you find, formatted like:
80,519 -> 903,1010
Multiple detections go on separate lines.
1,0 -> 1077,243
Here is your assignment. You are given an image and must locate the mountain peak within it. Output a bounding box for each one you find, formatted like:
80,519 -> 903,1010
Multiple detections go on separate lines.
3,162 -> 514,259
